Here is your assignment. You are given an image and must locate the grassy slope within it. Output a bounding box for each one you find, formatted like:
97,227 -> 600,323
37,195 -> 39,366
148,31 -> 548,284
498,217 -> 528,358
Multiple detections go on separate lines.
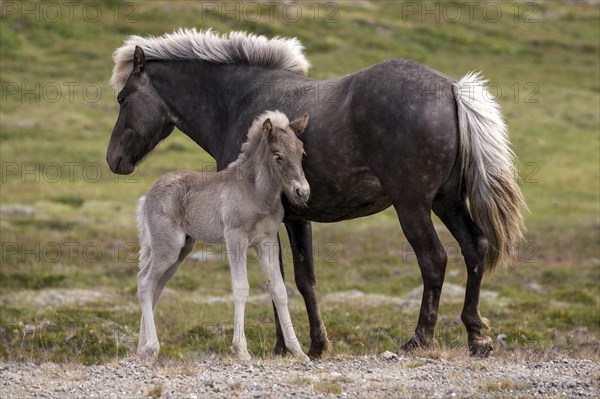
0,1 -> 598,363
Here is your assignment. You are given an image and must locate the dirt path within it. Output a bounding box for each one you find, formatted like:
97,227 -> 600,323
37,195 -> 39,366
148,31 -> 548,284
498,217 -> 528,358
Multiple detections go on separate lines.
1,354 -> 599,398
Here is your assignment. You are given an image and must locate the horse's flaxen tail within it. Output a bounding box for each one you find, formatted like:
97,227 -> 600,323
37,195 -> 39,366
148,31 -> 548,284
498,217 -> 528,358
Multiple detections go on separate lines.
453,72 -> 527,273
136,196 -> 151,269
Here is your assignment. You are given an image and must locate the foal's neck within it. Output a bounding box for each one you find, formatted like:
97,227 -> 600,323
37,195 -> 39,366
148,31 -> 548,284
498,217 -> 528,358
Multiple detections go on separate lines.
233,145 -> 282,211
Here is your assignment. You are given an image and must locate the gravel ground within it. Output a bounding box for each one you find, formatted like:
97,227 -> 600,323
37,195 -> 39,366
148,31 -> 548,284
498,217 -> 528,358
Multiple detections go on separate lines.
1,354 -> 599,398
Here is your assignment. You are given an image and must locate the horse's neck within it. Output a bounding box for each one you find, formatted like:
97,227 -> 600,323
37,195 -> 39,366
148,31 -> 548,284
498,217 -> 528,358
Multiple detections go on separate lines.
148,62 -> 309,168
148,62 -> 256,159
148,63 -> 226,158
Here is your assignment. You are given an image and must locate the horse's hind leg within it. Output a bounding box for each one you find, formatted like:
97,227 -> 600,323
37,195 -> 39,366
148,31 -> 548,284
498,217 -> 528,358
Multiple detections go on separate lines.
137,230 -> 188,358
433,198 -> 493,357
394,200 -> 448,351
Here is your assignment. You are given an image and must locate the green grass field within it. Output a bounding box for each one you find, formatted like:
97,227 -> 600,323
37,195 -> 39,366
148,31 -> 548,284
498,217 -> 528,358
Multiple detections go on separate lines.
1,0 -> 599,364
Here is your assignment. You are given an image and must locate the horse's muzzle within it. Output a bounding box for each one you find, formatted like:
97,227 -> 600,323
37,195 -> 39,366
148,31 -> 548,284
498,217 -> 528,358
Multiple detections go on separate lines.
107,154 -> 135,175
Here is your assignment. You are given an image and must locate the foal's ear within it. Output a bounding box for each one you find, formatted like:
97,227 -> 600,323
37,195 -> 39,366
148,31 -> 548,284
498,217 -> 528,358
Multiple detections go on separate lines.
133,46 -> 146,75
262,118 -> 273,140
289,113 -> 309,136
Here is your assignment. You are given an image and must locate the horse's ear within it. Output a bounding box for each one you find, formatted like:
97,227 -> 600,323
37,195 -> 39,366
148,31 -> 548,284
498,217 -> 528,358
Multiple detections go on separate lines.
289,113 -> 309,136
263,118 -> 273,140
133,46 -> 145,75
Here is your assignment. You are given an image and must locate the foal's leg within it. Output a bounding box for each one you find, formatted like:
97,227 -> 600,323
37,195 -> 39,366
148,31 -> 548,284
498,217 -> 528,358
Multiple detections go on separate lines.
273,220 -> 328,359
139,236 -> 195,349
137,231 -> 187,358
225,233 -> 251,361
272,233 -> 287,356
433,200 -> 493,357
258,237 -> 309,361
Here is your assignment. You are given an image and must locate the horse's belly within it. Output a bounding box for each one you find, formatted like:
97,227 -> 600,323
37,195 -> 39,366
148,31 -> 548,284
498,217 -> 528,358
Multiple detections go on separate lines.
285,172 -> 392,222
303,198 -> 392,222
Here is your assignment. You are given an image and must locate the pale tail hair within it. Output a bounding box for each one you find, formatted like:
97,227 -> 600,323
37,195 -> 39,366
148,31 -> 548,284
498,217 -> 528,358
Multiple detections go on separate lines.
453,72 -> 527,272
136,196 -> 151,269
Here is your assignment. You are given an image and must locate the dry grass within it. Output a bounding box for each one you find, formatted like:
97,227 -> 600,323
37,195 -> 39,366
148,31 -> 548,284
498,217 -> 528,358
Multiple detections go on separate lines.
313,381 -> 343,395
483,379 -> 530,393
291,376 -> 312,387
145,384 -> 164,399
494,347 -> 600,362
403,360 -> 427,369
228,380 -> 245,397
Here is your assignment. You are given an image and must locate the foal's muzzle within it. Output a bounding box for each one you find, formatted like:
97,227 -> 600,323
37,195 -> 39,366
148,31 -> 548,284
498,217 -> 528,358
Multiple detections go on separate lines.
292,181 -> 311,205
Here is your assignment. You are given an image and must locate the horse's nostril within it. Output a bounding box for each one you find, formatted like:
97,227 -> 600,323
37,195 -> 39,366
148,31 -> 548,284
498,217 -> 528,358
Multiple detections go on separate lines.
295,188 -> 302,197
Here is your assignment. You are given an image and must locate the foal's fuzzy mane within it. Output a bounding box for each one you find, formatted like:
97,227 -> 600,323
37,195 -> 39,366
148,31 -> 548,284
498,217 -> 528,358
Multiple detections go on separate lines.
228,110 -> 290,169
110,28 -> 310,91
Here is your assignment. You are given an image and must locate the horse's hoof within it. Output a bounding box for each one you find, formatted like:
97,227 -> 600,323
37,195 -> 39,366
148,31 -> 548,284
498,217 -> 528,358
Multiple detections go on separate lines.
402,335 -> 432,352
273,342 -> 289,356
307,337 -> 330,359
469,336 -> 494,358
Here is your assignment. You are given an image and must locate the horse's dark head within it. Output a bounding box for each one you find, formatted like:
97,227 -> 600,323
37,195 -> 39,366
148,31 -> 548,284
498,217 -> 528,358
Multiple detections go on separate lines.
107,46 -> 175,174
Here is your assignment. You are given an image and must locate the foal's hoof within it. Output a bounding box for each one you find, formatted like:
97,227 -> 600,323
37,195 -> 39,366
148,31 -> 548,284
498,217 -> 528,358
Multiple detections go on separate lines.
236,352 -> 252,362
233,348 -> 252,362
299,354 -> 311,363
137,344 -> 159,360
469,336 -> 494,358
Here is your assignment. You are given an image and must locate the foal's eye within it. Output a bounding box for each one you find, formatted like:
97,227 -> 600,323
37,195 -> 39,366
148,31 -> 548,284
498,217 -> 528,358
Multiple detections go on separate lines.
273,153 -> 283,162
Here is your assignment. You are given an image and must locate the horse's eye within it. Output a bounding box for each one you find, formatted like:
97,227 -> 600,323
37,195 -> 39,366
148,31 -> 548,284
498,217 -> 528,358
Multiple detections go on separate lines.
273,154 -> 283,162
117,96 -> 124,105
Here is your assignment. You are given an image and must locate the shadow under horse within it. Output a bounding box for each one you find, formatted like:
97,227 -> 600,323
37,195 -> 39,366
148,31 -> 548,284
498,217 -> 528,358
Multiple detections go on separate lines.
106,29 -> 526,358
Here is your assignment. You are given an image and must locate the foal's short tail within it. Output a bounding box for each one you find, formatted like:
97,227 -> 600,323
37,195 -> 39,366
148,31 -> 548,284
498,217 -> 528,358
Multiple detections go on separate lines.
136,196 -> 151,269
453,72 -> 527,273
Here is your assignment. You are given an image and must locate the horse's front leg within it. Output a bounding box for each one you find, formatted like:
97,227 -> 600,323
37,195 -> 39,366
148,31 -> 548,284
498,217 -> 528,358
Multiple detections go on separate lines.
258,238 -> 309,361
274,219 -> 328,359
225,234 -> 251,361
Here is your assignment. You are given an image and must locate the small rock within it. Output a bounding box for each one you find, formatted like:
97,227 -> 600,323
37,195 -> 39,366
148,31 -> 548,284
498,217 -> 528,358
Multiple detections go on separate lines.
381,351 -> 398,361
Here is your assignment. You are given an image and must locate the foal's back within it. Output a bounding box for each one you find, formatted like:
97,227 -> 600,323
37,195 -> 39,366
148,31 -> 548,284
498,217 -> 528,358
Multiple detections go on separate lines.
143,169 -> 225,245
143,167 -> 281,247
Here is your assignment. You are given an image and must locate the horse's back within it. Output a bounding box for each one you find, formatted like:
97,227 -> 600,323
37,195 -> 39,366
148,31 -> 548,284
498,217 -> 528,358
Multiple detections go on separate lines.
351,59 -> 457,137
349,59 -> 460,197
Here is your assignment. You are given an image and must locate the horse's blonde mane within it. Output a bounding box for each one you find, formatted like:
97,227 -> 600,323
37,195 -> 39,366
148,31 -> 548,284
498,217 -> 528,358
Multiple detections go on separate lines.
110,28 -> 310,92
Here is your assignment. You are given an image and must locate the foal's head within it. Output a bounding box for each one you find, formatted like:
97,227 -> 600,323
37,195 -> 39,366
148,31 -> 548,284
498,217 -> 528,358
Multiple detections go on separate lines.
260,112 -> 310,206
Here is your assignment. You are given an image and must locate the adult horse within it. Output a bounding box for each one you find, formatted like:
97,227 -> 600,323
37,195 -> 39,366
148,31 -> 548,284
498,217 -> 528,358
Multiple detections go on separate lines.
107,29 -> 526,358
